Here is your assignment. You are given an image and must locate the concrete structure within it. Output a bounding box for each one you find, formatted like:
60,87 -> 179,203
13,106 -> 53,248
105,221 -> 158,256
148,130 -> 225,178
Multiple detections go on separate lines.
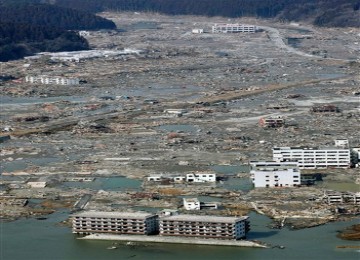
259,116 -> 285,128
250,161 -> 300,188
146,175 -> 186,182
183,198 -> 201,210
159,209 -> 179,217
351,148 -> 360,167
72,211 -> 159,235
81,233 -> 265,248
186,173 -> 216,182
147,173 -> 216,183
159,214 -> 250,240
25,75 -> 80,85
273,147 -> 351,169
183,198 -> 219,210
311,104 -> 340,113
212,24 -> 257,33
164,109 -> 188,116
334,139 -> 349,148
27,178 -> 47,188
79,31 -> 90,36
192,29 -> 204,34
323,191 -> 360,205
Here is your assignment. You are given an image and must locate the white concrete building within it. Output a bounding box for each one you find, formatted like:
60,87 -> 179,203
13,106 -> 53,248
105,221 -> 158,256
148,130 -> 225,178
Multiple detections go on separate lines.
27,181 -> 47,188
323,191 -> 360,205
192,29 -> 204,34
334,139 -> 349,148
186,173 -> 216,182
79,31 -> 90,36
250,161 -> 301,188
147,175 -> 186,182
159,214 -> 250,240
183,198 -> 201,210
273,147 -> 351,169
164,109 -> 188,116
72,211 -> 159,235
25,75 -> 80,85
212,24 -> 257,33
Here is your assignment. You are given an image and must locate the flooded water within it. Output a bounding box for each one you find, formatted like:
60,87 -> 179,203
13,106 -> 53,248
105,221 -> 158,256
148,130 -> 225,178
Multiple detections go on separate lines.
62,176 -> 142,192
219,177 -> 253,192
1,211 -> 359,260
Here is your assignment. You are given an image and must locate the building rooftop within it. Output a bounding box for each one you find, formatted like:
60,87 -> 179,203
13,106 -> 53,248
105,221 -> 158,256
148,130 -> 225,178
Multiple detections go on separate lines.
250,161 -> 298,166
161,214 -> 248,223
273,146 -> 350,151
73,211 -> 156,219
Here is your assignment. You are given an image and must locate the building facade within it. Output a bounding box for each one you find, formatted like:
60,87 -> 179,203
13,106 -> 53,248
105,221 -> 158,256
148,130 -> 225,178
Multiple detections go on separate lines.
273,147 -> 351,169
25,76 -> 80,85
259,116 -> 285,128
250,161 -> 301,188
183,198 -> 201,210
72,211 -> 159,235
212,24 -> 257,33
186,173 -> 216,182
159,214 -> 249,240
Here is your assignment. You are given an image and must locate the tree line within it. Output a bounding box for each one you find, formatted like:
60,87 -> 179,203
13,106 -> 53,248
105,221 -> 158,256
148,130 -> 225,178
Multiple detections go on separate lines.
0,2 -> 117,61
0,22 -> 90,61
51,0 -> 360,27
0,3 -> 116,30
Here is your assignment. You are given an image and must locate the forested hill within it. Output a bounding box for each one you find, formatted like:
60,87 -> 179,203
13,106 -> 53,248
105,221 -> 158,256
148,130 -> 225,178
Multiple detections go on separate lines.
0,22 -> 90,61
0,3 -> 116,30
0,2 -> 117,61
50,0 -> 360,27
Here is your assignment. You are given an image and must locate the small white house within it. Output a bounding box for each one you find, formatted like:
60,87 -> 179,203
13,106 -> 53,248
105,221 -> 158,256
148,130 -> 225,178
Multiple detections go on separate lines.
334,139 -> 349,148
27,179 -> 47,188
186,173 -> 216,183
164,109 -> 188,116
183,198 -> 201,210
79,31 -> 90,36
192,29 -> 204,34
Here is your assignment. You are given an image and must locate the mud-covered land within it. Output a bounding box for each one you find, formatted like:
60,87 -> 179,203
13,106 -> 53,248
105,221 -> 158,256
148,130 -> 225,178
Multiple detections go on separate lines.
0,13 -> 359,228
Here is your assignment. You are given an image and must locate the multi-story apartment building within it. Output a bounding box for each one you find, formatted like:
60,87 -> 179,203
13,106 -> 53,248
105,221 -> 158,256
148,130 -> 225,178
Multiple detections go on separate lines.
212,24 -> 257,33
273,147 -> 351,169
25,75 -> 80,85
250,161 -> 300,188
159,214 -> 250,240
186,173 -> 216,182
72,211 -> 159,235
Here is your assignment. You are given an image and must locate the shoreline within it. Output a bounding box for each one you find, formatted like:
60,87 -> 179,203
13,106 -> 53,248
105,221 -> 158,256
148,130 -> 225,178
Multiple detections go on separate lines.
79,234 -> 268,248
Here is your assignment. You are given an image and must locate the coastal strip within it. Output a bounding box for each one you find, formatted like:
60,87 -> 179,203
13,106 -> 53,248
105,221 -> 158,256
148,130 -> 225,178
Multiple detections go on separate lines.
80,234 -> 268,248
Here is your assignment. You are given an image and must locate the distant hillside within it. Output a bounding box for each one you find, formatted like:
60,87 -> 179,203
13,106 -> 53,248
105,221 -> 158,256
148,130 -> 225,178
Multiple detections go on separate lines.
49,0 -> 360,27
278,0 -> 360,27
0,3 -> 116,30
0,2 -> 117,61
0,22 -> 89,61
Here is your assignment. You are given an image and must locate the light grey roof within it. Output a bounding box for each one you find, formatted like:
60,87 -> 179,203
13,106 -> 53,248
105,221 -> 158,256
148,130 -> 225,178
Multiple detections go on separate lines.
73,211 -> 156,219
160,214 -> 248,223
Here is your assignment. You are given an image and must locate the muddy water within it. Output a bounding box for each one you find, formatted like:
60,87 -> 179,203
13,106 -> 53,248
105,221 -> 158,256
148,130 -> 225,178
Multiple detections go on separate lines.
1,210 -> 359,260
